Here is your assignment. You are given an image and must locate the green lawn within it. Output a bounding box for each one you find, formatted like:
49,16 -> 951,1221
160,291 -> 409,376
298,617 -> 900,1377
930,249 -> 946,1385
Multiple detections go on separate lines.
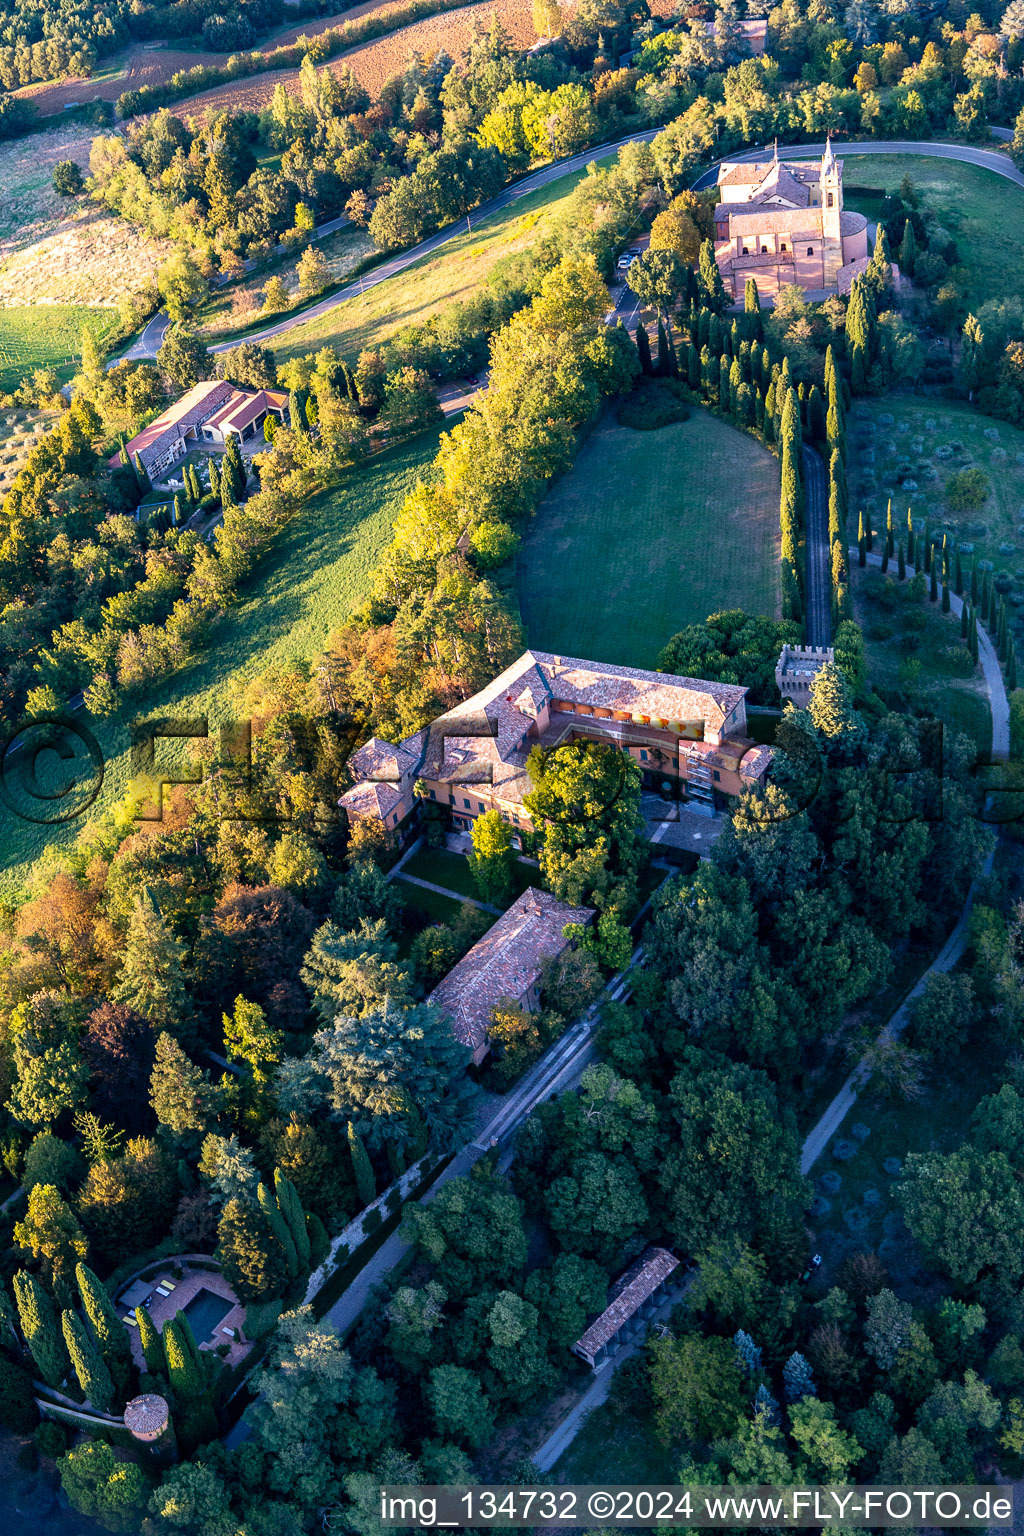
841,153 -> 1024,306
517,409 -> 781,671
268,155 -> 616,368
401,848 -> 539,907
0,305 -> 115,391
0,426 -> 449,892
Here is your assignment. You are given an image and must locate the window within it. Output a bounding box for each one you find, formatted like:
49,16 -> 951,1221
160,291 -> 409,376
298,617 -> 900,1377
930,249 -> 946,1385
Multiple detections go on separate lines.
428,789 -> 435,800
827,192 -> 834,208
807,246 -> 814,256
391,812 -> 398,825
713,770 -> 721,782
780,243 -> 787,252
742,245 -> 749,255
463,798 -> 471,809
640,750 -> 648,761
477,802 -> 485,813
761,245 -> 768,254
513,816 -> 519,824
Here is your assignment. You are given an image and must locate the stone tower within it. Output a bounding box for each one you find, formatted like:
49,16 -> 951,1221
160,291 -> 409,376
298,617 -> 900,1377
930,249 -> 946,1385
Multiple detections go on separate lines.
820,135 -> 843,288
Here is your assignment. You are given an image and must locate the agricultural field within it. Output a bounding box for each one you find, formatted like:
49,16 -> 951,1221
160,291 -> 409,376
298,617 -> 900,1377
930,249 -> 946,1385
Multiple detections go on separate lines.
517,410 -> 782,672
175,0 -> 537,119
0,123 -> 96,257
0,214 -> 172,309
267,154 -> 611,365
849,395 -> 1024,671
10,44 -> 225,118
841,152 -> 1024,305
0,406 -> 54,492
0,421 -> 450,891
0,305 -> 115,394
200,225 -> 376,339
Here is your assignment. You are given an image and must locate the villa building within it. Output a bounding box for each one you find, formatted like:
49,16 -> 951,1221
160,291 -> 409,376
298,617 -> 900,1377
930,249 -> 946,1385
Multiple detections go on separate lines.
428,887 -> 594,1064
111,379 -> 288,479
713,138 -> 870,301
339,649 -> 772,839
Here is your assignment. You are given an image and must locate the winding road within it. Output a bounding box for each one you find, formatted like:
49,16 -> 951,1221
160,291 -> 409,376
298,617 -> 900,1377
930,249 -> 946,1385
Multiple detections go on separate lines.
121,133 -> 1024,364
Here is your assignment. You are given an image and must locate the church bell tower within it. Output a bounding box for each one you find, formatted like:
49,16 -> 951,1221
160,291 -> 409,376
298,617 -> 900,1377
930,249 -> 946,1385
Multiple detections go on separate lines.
820,135 -> 843,288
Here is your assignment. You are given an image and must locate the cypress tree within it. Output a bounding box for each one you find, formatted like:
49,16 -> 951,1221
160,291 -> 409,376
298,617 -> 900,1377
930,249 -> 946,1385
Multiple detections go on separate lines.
76,1265 -> 132,1400
173,1311 -> 202,1374
1009,645 -> 1018,691
954,550 -> 964,596
729,357 -> 741,418
864,504 -> 873,552
942,581 -> 950,614
755,385 -> 765,432
807,384 -> 825,441
897,540 -> 906,580
922,526 -> 931,573
971,560 -> 979,606
656,319 -> 669,377
163,1318 -> 203,1403
257,1181 -> 299,1279
13,1272 -> 68,1388
970,609 -> 980,664
666,324 -> 679,378
698,307 -> 712,350
305,394 -> 318,429
289,390 -> 307,434
886,499 -> 894,556
983,570 -> 994,627
906,507 -> 915,566
136,1306 -> 164,1377
132,452 -> 151,494
960,599 -> 970,639
687,341 -> 700,389
348,1123 -> 375,1206
999,600 -> 1009,660
718,354 -> 730,414
62,1309 -> 114,1413
930,564 -> 938,602
857,510 -> 866,566
208,457 -> 220,501
274,1170 -> 311,1271
636,321 -> 654,376
728,317 -> 740,356
881,541 -> 889,573
172,492 -> 184,526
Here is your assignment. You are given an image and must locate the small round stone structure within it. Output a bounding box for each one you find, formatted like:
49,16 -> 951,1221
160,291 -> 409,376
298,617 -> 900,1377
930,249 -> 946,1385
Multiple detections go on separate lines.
124,1393 -> 169,1443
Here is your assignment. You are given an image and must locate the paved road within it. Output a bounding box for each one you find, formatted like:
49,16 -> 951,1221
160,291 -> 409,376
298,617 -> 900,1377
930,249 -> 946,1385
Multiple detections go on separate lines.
799,544 -> 1008,1175
802,445 -> 831,647
691,136 -> 1024,193
121,133 -> 1024,364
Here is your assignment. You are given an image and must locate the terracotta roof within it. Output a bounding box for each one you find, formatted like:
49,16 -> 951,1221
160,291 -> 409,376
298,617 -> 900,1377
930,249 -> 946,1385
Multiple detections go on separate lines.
109,379 -> 235,468
428,887 -> 594,1052
724,207 -> 824,236
840,209 -> 868,235
339,780 -> 404,819
348,735 -> 420,784
205,386 -> 287,438
751,161 -> 809,207
574,1247 -> 680,1359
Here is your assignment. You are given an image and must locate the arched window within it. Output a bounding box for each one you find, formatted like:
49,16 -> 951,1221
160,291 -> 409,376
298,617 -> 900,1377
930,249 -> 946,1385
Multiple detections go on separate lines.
807,246 -> 814,256
780,242 -> 788,251
827,192 -> 834,208
761,244 -> 768,253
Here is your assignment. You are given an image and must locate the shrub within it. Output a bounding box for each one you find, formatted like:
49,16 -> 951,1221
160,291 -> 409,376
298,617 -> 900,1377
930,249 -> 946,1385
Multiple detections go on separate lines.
832,1139 -> 857,1162
617,376 -> 690,431
35,1420 -> 68,1458
945,467 -> 990,513
851,1121 -> 871,1142
883,1156 -> 902,1177
820,1171 -> 842,1195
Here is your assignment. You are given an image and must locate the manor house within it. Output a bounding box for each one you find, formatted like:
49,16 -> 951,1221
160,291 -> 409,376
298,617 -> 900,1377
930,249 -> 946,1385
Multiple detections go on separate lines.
339,649 -> 772,838
713,138 -> 870,301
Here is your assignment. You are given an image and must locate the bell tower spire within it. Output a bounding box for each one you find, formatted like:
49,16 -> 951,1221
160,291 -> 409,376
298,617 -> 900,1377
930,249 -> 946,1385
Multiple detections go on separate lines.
820,133 -> 842,287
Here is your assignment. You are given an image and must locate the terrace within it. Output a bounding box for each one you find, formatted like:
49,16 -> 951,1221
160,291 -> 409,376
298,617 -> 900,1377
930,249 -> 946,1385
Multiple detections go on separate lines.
118,1263 -> 250,1368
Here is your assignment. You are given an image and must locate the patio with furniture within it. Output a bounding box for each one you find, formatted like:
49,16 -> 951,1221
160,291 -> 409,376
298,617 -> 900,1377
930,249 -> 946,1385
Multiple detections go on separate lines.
117,1265 -> 251,1368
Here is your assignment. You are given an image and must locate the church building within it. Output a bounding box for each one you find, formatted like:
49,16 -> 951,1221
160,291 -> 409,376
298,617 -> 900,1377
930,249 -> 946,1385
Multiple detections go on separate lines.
712,138 -> 870,301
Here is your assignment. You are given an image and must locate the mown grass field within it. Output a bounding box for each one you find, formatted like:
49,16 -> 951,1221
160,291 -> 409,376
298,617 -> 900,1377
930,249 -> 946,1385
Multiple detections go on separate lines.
0,305 -> 116,392
841,153 -> 1024,305
267,155 -> 615,367
0,424 -> 449,892
517,410 -> 782,671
